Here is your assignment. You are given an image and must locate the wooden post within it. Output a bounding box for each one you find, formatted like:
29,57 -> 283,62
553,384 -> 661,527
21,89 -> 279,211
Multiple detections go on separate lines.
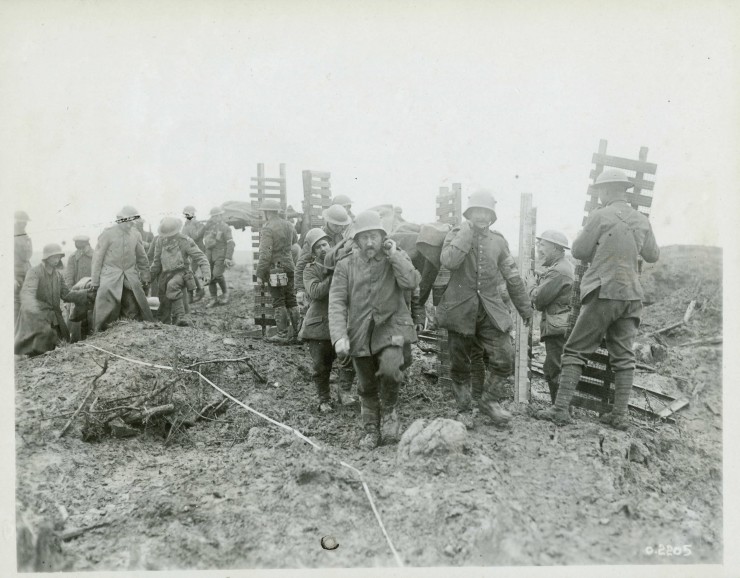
302,170 -> 333,233
514,194 -> 536,403
250,163 -> 287,337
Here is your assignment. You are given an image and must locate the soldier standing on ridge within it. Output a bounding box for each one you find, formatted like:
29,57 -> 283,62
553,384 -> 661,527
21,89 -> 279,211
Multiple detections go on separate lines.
64,234 -> 95,341
150,216 -> 210,327
437,191 -> 533,429
14,210 -> 33,324
182,205 -> 207,302
524,230 -> 575,403
329,211 -> 421,449
202,206 -> 235,307
533,169 -> 659,430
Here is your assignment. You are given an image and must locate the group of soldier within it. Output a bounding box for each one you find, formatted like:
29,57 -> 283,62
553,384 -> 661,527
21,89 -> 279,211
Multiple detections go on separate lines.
13,167 -> 659,450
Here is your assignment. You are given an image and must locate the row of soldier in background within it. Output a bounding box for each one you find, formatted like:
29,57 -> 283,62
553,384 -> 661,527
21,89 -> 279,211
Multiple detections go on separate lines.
13,168 -> 658,449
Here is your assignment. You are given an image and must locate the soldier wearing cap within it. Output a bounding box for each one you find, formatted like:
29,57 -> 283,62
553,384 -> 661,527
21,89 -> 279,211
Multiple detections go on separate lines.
182,205 -> 207,302
15,244 -> 89,356
437,191 -> 533,429
90,206 -> 154,332
150,217 -> 210,327
256,199 -> 300,344
299,228 -> 342,412
523,230 -> 575,403
534,169 -> 659,430
202,206 -> 235,306
64,234 -> 95,341
14,210 -> 33,323
329,211 -> 421,449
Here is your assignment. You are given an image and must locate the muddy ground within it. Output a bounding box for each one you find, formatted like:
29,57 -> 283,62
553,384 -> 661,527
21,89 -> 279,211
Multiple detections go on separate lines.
14,245 -> 722,570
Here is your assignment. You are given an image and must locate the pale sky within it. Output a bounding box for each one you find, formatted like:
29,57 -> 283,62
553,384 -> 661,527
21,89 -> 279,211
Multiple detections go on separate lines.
1,0 -> 738,257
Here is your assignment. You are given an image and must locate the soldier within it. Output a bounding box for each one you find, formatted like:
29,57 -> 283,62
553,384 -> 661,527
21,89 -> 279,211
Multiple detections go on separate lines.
15,244 -> 89,356
534,169 -> 659,430
437,191 -> 533,429
300,228 -> 339,412
182,205 -> 207,302
14,210 -> 33,323
329,211 -> 421,449
202,206 -> 235,307
524,230 -> 574,403
150,217 -> 210,327
255,199 -> 300,344
64,234 -> 95,341
91,206 -> 154,332
134,219 -> 155,252
332,194 -> 355,221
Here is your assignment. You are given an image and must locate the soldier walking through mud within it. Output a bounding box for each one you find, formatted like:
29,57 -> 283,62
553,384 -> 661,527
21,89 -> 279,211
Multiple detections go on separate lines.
14,210 -> 33,324
90,206 -> 154,332
524,230 -> 574,403
437,191 -> 533,429
329,211 -> 421,449
533,169 -> 659,430
255,199 -> 301,344
64,234 -> 95,342
181,205 -> 207,303
150,217 -> 211,327
202,206 -> 235,307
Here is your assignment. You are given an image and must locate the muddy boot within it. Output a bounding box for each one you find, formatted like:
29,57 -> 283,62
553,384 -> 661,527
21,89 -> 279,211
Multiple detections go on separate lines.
380,408 -> 401,445
456,411 -> 475,430
485,375 -> 510,401
337,363 -> 357,406
206,283 -> 219,308
319,401 -> 334,414
171,298 -> 193,327
601,369 -> 634,431
287,306 -> 302,344
359,395 -> 380,450
267,307 -> 291,344
547,379 -> 559,404
451,379 -> 473,413
479,375 -> 512,427
193,287 -> 205,303
159,298 -> 172,324
532,405 -> 572,425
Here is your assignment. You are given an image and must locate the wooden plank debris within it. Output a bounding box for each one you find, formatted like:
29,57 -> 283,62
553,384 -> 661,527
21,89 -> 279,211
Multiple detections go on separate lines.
514,193 -> 536,403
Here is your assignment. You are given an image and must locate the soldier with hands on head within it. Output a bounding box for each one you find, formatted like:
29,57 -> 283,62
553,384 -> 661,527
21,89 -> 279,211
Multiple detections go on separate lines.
150,216 -> 210,327
90,206 -> 154,332
329,211 -> 421,450
437,191 -> 533,429
533,169 -> 659,430
523,230 -> 574,403
202,206 -> 235,307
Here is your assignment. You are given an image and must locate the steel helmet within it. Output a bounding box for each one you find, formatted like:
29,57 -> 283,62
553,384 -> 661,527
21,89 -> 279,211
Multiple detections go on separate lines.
353,211 -> 387,238
209,206 -> 225,217
42,243 -> 65,260
463,191 -> 498,220
158,216 -> 183,237
332,194 -> 353,207
183,205 -> 196,217
594,168 -> 633,189
305,228 -> 332,252
116,206 -> 140,221
322,204 -> 352,226
72,234 -> 90,243
260,199 -> 282,212
14,210 -> 30,222
536,230 -> 570,250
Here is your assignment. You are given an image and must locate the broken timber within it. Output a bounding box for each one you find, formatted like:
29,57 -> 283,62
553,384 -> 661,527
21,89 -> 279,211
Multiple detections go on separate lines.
251,163 -> 288,336
301,170 -> 332,235
514,193 -> 536,403
567,140 -> 658,414
433,184 -> 462,391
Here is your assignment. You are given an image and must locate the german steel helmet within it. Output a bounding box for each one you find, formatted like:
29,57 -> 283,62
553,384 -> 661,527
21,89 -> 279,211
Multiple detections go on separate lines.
14,210 -> 30,222
42,243 -> 65,260
209,206 -> 225,217
353,210 -> 387,238
260,199 -> 282,212
332,194 -> 353,207
536,229 -> 570,250
305,228 -> 331,252
158,216 -> 183,237
463,191 -> 498,219
594,168 -> 633,188
322,204 -> 352,226
116,205 -> 140,221
183,205 -> 196,217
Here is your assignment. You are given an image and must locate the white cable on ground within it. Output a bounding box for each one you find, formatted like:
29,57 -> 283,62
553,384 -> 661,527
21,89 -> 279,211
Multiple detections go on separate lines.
80,343 -> 403,567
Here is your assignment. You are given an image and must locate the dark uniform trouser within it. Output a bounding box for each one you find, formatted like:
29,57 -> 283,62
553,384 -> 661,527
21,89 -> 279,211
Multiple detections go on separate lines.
542,334 -> 565,402
353,344 -> 412,433
308,340 -> 334,403
561,291 -> 642,371
268,271 -> 298,309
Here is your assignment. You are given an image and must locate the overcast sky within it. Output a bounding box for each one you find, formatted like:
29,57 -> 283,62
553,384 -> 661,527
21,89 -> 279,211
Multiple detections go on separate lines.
1,0 -> 738,257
